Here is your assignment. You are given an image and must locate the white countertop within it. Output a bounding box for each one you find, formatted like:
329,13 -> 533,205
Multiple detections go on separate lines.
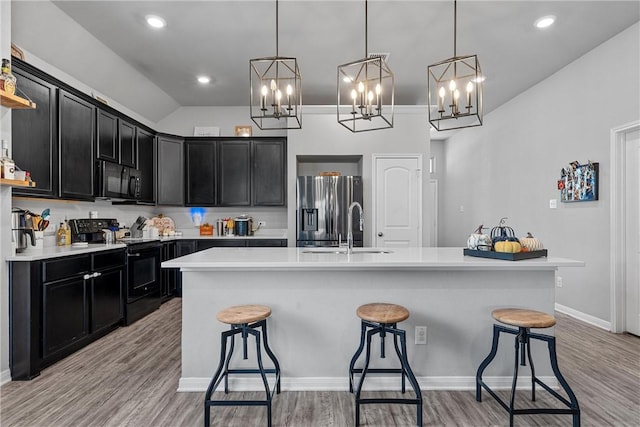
163,247 -> 584,271
6,243 -> 127,261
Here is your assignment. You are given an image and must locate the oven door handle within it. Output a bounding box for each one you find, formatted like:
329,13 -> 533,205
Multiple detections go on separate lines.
127,253 -> 141,257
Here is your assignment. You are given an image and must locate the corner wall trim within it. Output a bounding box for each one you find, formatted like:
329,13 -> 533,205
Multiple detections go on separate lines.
1,369 -> 11,386
555,303 -> 610,331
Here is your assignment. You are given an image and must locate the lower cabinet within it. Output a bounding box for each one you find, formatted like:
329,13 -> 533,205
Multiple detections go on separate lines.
10,249 -> 125,380
161,241 -> 178,301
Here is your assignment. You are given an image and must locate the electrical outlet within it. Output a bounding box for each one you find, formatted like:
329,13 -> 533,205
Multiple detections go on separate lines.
258,221 -> 266,227
556,276 -> 563,288
415,326 -> 427,345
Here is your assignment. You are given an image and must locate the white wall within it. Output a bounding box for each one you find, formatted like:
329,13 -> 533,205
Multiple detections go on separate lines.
287,107 -> 431,246
440,23 -> 640,323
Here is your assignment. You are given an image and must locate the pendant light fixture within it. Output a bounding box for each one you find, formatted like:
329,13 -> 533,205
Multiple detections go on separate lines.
337,0 -> 394,133
428,0 -> 483,131
250,0 -> 302,130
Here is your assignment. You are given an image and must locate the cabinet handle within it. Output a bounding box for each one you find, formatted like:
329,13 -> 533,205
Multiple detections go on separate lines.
93,272 -> 101,278
83,274 -> 92,280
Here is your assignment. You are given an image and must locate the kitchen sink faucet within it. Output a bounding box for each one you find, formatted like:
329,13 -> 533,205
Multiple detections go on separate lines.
347,201 -> 363,254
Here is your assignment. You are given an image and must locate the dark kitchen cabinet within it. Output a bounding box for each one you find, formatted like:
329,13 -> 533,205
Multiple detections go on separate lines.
157,134 -> 184,206
43,275 -> 89,359
91,250 -> 125,333
59,90 -> 95,200
197,239 -> 245,251
247,239 -> 288,247
11,64 -> 58,198
137,128 -> 156,203
218,140 -> 251,206
119,119 -> 136,167
161,241 -> 178,301
9,248 -> 126,380
185,139 -> 217,206
96,109 -> 118,163
252,139 -> 286,206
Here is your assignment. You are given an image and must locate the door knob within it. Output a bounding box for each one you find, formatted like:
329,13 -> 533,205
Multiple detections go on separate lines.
377,232 -> 383,237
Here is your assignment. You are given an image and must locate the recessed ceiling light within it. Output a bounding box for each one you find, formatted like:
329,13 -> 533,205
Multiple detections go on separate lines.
534,15 -> 556,29
145,15 -> 166,29
197,76 -> 211,84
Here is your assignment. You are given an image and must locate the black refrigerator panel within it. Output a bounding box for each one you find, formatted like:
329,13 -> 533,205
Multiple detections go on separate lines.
296,176 -> 363,247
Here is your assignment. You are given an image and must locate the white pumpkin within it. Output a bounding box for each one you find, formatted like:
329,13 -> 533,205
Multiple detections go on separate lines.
519,232 -> 544,251
467,225 -> 492,251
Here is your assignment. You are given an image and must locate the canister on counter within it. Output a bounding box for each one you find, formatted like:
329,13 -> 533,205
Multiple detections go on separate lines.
216,219 -> 225,236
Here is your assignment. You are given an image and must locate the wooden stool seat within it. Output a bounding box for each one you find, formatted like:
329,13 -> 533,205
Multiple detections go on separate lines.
492,308 -> 556,329
357,303 -> 410,324
216,304 -> 272,325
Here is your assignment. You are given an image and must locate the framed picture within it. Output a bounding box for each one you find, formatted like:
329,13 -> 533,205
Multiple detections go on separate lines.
234,125 -> 252,137
194,126 -> 220,137
559,161 -> 599,202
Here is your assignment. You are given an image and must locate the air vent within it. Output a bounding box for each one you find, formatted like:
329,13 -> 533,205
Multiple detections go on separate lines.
369,52 -> 390,62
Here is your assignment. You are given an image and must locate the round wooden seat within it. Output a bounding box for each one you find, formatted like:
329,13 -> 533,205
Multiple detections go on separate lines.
356,303 -> 409,324
216,304 -> 272,325
492,308 -> 556,329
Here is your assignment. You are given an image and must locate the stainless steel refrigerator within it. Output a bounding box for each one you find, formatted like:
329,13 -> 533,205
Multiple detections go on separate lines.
296,176 -> 363,247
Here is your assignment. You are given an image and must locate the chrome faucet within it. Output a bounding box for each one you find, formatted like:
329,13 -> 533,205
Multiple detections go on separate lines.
347,201 -> 363,254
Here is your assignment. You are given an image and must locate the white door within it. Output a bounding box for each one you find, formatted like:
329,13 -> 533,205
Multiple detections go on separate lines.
373,155 -> 422,247
625,129 -> 640,335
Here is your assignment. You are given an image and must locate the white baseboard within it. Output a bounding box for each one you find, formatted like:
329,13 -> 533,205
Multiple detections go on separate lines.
1,369 -> 11,386
555,303 -> 610,331
178,375 -> 557,393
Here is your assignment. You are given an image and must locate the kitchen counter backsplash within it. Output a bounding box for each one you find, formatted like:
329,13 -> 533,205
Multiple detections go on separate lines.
11,199 -> 287,235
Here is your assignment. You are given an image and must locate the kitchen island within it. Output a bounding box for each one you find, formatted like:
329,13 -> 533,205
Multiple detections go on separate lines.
163,247 -> 583,392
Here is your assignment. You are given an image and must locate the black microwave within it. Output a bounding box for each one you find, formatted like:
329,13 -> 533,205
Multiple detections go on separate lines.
96,160 -> 142,200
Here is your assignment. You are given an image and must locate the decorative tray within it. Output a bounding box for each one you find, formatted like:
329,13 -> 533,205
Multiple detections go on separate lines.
463,248 -> 548,261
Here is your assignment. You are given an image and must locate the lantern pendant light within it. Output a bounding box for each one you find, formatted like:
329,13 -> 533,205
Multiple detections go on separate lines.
428,0 -> 483,131
337,0 -> 394,132
250,0 -> 302,130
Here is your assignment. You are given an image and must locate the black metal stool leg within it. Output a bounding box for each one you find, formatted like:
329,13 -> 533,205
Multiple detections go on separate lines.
508,330 -> 524,427
223,325 -> 238,394
392,326 -> 407,393
349,320 -> 368,393
476,323 -> 502,401
354,327 -> 378,426
525,329 -> 537,401
260,319 -> 281,394
204,329 -> 232,427
542,334 -> 581,427
396,327 -> 423,427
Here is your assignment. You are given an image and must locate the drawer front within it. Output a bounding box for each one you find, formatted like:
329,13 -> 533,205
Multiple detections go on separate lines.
247,239 -> 287,247
93,249 -> 126,271
42,255 -> 90,283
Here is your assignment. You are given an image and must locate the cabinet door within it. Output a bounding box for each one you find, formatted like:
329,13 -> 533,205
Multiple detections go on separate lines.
161,242 -> 177,300
197,239 -> 246,251
91,268 -> 123,333
59,90 -> 95,200
218,140 -> 251,206
247,239 -> 287,247
137,129 -> 156,203
11,66 -> 58,198
157,135 -> 184,206
176,240 -> 197,256
43,276 -> 88,358
96,109 -> 118,163
185,140 -> 217,206
252,139 -> 286,206
119,119 -> 136,167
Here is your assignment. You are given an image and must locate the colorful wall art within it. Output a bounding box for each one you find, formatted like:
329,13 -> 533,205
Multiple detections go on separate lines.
558,161 -> 599,202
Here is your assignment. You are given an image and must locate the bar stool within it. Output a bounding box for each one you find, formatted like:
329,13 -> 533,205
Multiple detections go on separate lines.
204,304 -> 281,427
349,303 -> 423,427
476,308 -> 580,427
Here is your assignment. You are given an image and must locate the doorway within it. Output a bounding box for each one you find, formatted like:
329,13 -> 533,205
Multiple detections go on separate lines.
371,154 -> 423,247
610,121 -> 640,334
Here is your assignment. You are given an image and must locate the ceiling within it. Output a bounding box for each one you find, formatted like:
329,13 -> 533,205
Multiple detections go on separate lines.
44,1 -> 639,121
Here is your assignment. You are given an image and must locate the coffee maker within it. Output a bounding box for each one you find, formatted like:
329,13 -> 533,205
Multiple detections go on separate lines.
11,208 -> 35,253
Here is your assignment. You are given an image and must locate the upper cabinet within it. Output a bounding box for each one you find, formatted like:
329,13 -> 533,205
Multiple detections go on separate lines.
185,139 -> 217,206
218,140 -> 251,206
11,65 -> 58,198
184,137 -> 286,207
157,135 -> 184,206
96,109 -> 118,163
118,119 -> 136,168
136,128 -> 156,204
58,90 -> 95,200
252,139 -> 286,206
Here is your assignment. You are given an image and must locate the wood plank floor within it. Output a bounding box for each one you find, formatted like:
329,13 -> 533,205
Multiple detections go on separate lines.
1,298 -> 638,426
